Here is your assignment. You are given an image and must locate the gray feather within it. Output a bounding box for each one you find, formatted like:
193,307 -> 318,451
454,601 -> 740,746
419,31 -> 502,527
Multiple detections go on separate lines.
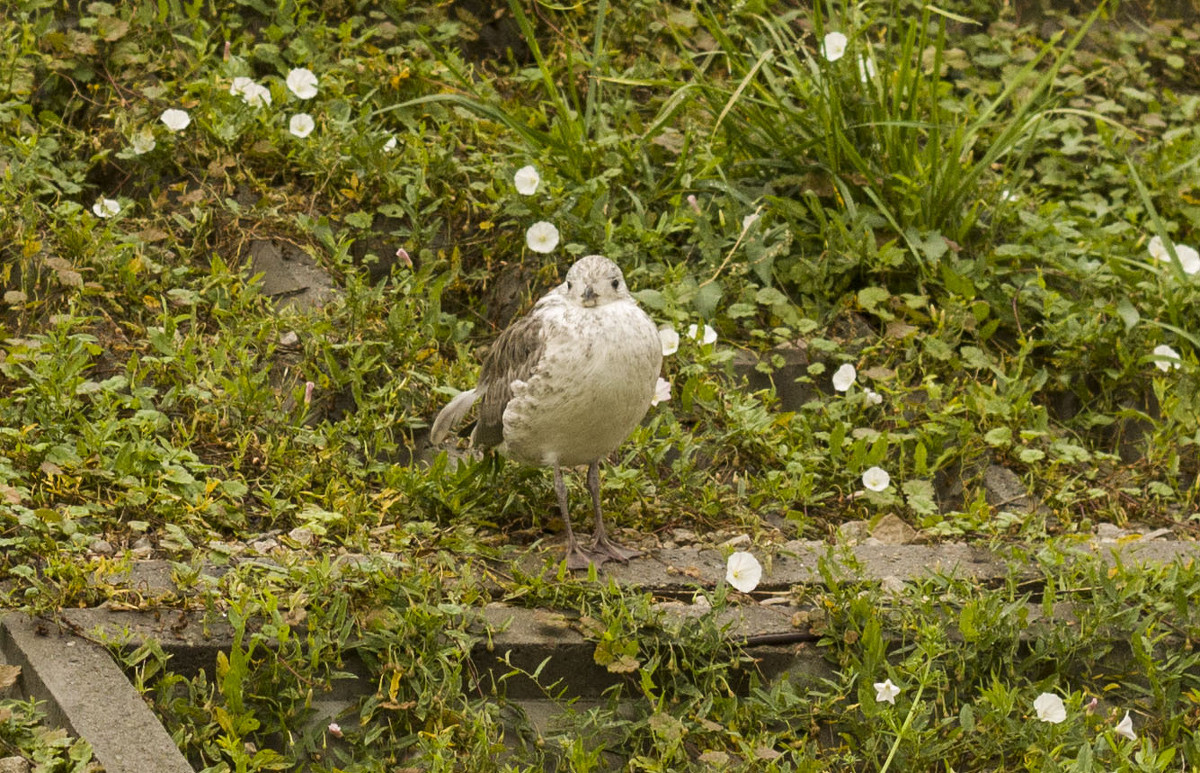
430,388 -> 478,444
473,311 -> 546,448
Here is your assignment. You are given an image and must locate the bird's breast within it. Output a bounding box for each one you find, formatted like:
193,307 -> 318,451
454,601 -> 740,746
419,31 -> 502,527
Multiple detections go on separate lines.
500,301 -> 662,468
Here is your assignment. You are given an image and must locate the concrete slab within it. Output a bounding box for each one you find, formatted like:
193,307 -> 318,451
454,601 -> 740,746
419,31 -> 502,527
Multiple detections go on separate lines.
0,613 -> 194,773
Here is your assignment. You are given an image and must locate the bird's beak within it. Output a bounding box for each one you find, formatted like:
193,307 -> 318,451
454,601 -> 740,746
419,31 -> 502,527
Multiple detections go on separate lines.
582,284 -> 598,307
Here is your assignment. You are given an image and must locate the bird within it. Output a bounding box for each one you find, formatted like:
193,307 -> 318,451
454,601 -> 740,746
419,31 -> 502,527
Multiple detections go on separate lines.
430,255 -> 663,569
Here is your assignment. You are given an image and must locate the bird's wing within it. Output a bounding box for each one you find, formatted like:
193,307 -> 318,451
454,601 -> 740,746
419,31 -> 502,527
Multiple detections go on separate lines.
473,308 -> 547,448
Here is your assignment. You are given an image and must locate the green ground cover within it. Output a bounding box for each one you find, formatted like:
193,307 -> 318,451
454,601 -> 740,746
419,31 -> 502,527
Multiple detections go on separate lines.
2,0 -> 1200,769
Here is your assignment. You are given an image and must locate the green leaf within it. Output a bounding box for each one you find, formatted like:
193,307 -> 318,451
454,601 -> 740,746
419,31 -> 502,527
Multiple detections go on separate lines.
1115,297 -> 1140,332
984,427 -> 1012,447
694,281 -> 723,319
857,286 -> 891,316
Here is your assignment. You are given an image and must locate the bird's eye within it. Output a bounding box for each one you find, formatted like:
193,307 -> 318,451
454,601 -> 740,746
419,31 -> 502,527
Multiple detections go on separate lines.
566,281 -> 573,291
611,279 -> 620,290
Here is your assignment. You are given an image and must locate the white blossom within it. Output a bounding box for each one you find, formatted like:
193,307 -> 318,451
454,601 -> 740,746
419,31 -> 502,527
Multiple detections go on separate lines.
832,363 -> 856,392
514,165 -> 540,195
231,76 -> 271,107
687,323 -> 717,345
1034,692 -> 1066,724
1114,711 -> 1136,741
659,327 -> 679,356
874,679 -> 900,704
862,466 -> 890,492
525,221 -> 559,253
286,67 -> 318,99
725,551 -> 762,593
289,113 -> 315,138
865,389 -> 883,405
822,32 -> 848,62
1153,344 -> 1182,372
383,136 -> 398,153
160,108 -> 190,132
92,198 -> 120,218
1148,235 -> 1200,274
651,377 -> 671,406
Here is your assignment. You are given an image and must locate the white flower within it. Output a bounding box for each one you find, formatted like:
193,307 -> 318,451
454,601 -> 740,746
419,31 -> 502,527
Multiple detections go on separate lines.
1148,235 -> 1200,274
651,377 -> 671,406
865,389 -> 883,405
1033,692 -> 1066,724
1178,244 -> 1200,274
525,221 -> 559,253
822,31 -> 848,62
857,54 -> 877,81
725,551 -> 762,593
160,108 -> 190,132
1114,711 -> 1136,741
862,466 -> 890,492
741,212 -> 760,232
1000,188 -> 1016,202
286,67 -> 318,99
1153,344 -> 1182,372
832,363 -> 856,392
231,77 -> 272,107
327,721 -> 343,738
514,165 -> 540,196
130,129 -> 156,155
92,198 -> 120,218
383,136 -> 397,153
659,327 -> 679,356
687,323 -> 717,345
874,679 -> 900,704
289,113 -> 315,138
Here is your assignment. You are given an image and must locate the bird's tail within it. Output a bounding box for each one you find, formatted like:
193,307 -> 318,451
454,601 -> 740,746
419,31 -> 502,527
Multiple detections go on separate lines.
430,388 -> 478,444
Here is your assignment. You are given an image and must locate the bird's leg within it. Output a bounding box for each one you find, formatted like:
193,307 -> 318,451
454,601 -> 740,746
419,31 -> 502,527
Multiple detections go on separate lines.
587,461 -> 641,564
554,464 -> 591,570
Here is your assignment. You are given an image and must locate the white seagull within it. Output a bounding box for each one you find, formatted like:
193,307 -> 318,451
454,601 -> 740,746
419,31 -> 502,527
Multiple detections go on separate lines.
431,255 -> 663,568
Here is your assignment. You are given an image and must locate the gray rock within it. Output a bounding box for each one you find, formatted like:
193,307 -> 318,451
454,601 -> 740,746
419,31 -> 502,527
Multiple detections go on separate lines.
870,513 -> 919,545
984,465 -> 1036,513
0,757 -> 30,773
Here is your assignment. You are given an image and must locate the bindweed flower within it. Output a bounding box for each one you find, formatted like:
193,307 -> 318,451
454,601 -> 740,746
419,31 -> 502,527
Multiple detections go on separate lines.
874,679 -> 901,704
286,67 -> 318,99
651,377 -> 671,406
659,327 -> 679,356
514,165 -> 540,195
289,113 -> 315,138
395,247 -> 412,268
231,77 -> 271,107
726,551 -> 762,593
327,721 -> 343,738
160,108 -> 190,132
862,466 -> 890,492
382,136 -> 398,153
687,194 -> 702,214
1153,344 -> 1182,372
741,212 -> 760,232
832,363 -> 856,392
92,198 -> 120,218
1033,692 -> 1066,724
1114,711 -> 1136,741
1148,235 -> 1200,274
687,323 -> 718,346
526,221 -> 559,253
865,389 -> 883,405
857,53 -> 877,81
822,32 -> 848,62
303,381 -> 315,405
130,128 -> 156,155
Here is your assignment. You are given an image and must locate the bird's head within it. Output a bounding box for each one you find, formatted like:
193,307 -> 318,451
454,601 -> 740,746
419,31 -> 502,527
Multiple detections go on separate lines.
561,255 -> 629,309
